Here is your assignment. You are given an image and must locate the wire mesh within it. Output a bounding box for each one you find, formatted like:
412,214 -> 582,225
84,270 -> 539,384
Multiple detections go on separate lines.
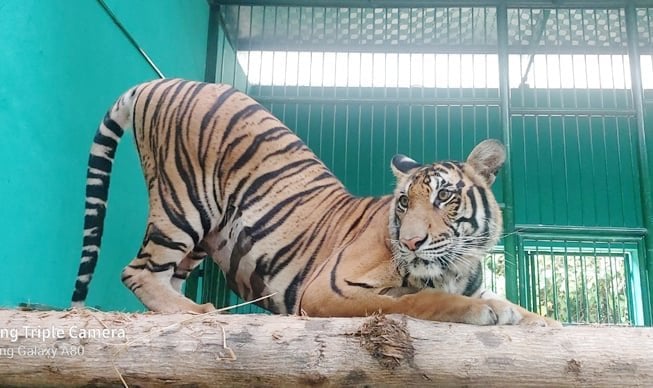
190,2 -> 653,323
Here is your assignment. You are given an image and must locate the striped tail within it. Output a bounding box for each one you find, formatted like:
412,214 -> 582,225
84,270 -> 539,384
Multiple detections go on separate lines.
71,87 -> 138,307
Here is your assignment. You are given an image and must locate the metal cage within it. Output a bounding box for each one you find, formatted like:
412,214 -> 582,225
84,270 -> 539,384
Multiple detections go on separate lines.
186,0 -> 653,325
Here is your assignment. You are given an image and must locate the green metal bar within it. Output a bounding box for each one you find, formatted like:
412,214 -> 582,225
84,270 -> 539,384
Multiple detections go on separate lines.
214,1 -> 653,9
184,267 -> 200,303
626,3 -> 653,326
637,239 -> 652,325
515,225 -> 648,238
254,96 -> 503,106
232,43 -> 643,55
607,244 -> 619,323
497,3 -> 519,305
510,107 -> 637,117
204,2 -> 221,83
580,247 -> 590,322
572,253 -> 581,322
563,243 -> 572,323
528,249 -> 537,312
549,242 -> 560,320
624,247 -> 637,324
519,234 -> 646,244
592,244 -> 602,323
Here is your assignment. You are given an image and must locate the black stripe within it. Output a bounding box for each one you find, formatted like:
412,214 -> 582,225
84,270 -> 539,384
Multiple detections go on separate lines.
342,198 -> 379,239
94,133 -> 118,150
267,232 -> 307,277
477,186 -> 492,238
199,86 -> 239,157
218,133 -> 250,183
261,139 -> 305,163
284,231 -> 329,313
139,79 -> 177,137
76,259 -> 97,276
85,184 -> 108,201
463,262 -> 484,297
232,126 -> 290,171
223,103 -> 267,141
88,155 -> 112,172
136,251 -> 151,259
83,215 -> 103,231
72,281 -> 90,302
102,113 -> 124,137
344,280 -> 374,289
241,159 -> 321,210
174,117 -> 212,236
146,260 -> 177,273
158,168 -> 201,245
250,183 -> 334,240
148,230 -> 187,252
310,171 -> 335,183
457,189 -> 479,230
330,251 -> 346,297
82,234 -> 101,248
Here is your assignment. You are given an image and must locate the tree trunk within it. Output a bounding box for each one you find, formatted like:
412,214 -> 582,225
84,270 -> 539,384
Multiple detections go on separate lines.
0,309 -> 651,387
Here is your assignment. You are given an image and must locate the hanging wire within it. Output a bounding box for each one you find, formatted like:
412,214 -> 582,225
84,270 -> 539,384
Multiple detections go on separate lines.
96,0 -> 166,79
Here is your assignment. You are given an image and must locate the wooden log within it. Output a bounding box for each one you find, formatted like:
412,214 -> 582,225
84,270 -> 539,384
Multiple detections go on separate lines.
0,309 -> 651,387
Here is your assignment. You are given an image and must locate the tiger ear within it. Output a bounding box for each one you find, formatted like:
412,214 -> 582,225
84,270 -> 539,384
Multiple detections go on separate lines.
391,154 -> 421,180
466,139 -> 506,186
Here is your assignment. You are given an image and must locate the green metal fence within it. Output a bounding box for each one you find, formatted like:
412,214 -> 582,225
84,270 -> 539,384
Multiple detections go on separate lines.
187,1 -> 653,325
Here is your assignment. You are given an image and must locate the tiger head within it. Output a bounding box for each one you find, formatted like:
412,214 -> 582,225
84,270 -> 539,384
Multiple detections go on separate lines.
389,139 -> 506,284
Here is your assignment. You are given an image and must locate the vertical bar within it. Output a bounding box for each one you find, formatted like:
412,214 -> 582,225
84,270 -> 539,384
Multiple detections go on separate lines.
257,6 -> 267,94
563,242 -> 572,323
549,242 -> 559,320
593,244 -> 602,323
626,4 -> 653,326
497,4 -> 519,305
204,2 -> 220,83
573,252 -> 581,323
230,6 -> 241,87
625,246 -> 636,324
580,248 -> 589,322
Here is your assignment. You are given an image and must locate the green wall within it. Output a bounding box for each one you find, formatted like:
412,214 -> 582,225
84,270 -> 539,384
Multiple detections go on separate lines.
0,0 -> 209,311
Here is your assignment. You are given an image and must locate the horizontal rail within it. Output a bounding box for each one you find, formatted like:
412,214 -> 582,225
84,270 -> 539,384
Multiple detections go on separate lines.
515,224 -> 648,239
254,95 -> 501,106
510,107 -> 637,116
213,0 -> 653,9
233,43 -> 641,56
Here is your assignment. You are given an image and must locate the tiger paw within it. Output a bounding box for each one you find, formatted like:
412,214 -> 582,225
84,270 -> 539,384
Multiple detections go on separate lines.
519,313 -> 563,328
463,299 -> 522,325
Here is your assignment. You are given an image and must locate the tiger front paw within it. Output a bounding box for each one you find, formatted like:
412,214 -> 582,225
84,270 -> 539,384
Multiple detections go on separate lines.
463,299 -> 523,325
519,313 -> 563,328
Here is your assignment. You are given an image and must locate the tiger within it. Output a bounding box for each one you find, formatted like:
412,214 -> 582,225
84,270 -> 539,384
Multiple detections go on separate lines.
72,78 -> 558,326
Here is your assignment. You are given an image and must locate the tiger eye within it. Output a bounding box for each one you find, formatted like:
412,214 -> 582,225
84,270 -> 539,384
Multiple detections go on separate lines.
398,195 -> 409,208
437,190 -> 452,202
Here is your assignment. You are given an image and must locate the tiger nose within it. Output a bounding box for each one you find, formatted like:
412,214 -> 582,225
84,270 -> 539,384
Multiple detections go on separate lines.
400,235 -> 427,251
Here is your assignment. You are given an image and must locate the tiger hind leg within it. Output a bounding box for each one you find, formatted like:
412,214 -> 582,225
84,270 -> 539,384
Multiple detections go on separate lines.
171,246 -> 208,293
121,221 -> 215,313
